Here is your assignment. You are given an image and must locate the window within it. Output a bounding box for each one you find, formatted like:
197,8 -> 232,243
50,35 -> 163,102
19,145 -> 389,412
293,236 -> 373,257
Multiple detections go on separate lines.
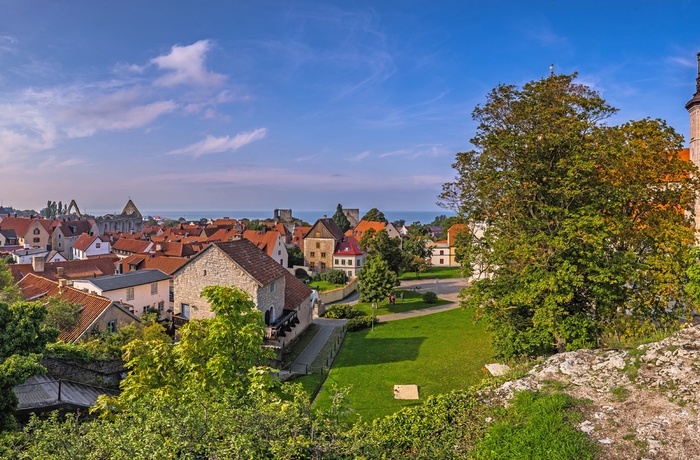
33,237 -> 40,243
335,259 -> 339,265
181,303 -> 190,319
58,242 -> 62,248
321,252 -> 326,258
151,282 -> 158,295
320,262 -> 326,269
58,234 -> 62,239
310,251 -> 315,257
315,232 -> 320,238
158,301 -> 164,313
126,287 -> 134,301
315,242 -> 320,249
309,262 -> 315,269
33,228 -> 40,235
278,250 -> 281,255
270,281 -> 276,293
341,259 -> 346,265
96,242 -> 101,248
203,269 -> 207,276
439,250 -> 444,255
106,320 -> 117,334
440,259 -> 444,264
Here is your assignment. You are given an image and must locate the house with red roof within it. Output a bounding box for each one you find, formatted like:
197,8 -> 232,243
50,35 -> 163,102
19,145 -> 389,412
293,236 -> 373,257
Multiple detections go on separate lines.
17,274 -> 140,342
72,233 -> 111,260
346,220 -> 400,240
172,239 -> 313,350
111,238 -> 154,259
243,229 -> 288,267
9,256 -> 119,283
0,217 -> 52,249
332,236 -> 365,277
50,219 -> 99,259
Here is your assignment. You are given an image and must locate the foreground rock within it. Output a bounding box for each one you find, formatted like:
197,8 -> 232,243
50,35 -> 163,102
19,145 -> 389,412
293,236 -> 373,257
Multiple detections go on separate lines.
493,326 -> 700,460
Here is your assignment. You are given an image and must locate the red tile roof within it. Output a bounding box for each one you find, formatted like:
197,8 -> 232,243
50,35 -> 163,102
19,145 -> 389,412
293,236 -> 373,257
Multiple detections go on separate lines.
333,236 -> 364,256
111,238 -> 152,254
17,274 -> 138,343
243,230 -> 281,258
283,269 -> 312,309
72,233 -> 104,252
118,254 -> 189,275
348,220 -> 386,238
0,217 -> 37,238
9,256 -> 119,282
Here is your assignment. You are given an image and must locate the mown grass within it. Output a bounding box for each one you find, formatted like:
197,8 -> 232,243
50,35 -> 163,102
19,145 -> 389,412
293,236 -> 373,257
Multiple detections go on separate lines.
308,280 -> 345,292
352,289 -> 451,316
398,266 -> 463,280
313,307 -> 492,421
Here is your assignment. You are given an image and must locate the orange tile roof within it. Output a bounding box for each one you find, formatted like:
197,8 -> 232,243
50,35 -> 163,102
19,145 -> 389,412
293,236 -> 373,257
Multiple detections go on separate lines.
111,238 -> 152,254
243,230 -> 281,258
0,217 -> 36,238
349,220 -> 386,239
17,274 -> 138,343
9,256 -> 119,282
118,253 -> 189,275
72,233 -> 103,252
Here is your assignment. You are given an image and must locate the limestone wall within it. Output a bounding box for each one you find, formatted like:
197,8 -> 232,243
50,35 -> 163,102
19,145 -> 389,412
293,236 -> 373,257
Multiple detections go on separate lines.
318,277 -> 358,304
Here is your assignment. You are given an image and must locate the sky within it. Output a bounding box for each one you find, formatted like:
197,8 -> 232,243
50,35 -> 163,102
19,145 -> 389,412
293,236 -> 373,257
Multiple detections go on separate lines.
1,1 -> 699,215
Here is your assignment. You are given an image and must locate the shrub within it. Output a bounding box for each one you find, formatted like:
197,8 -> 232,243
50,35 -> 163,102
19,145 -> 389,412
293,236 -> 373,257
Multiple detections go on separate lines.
347,316 -> 374,331
45,341 -> 99,363
422,291 -> 438,304
320,269 -> 346,285
323,304 -> 366,319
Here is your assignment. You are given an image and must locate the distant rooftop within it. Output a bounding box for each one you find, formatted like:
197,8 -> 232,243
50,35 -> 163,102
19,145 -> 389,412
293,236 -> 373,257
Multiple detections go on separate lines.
76,269 -> 170,291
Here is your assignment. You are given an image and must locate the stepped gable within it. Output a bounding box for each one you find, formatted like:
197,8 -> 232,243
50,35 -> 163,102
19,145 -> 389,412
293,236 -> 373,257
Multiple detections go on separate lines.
121,199 -> 141,217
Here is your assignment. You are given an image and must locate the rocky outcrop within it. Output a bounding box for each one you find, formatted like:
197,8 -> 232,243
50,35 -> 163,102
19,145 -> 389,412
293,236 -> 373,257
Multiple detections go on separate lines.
494,326 -> 700,460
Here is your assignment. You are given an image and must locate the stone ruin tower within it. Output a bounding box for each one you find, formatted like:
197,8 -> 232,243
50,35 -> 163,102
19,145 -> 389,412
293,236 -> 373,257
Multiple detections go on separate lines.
687,52 -> 700,229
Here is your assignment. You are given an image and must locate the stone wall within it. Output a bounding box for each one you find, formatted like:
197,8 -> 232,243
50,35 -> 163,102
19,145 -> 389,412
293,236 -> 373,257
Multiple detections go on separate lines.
174,246 -> 286,322
41,356 -> 125,389
318,277 -> 358,304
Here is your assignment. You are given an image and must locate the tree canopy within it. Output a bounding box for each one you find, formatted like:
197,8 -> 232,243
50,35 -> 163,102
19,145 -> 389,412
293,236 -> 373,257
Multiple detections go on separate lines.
440,73 -> 700,358
357,254 -> 398,304
332,203 -> 352,232
363,229 -> 403,274
361,207 -> 387,223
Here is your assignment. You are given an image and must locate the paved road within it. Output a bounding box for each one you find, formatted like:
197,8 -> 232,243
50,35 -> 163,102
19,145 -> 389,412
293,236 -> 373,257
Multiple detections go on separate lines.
291,276 -> 468,372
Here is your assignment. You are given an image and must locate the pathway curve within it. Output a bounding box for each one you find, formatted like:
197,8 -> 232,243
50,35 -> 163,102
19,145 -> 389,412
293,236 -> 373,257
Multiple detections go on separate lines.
291,276 -> 468,372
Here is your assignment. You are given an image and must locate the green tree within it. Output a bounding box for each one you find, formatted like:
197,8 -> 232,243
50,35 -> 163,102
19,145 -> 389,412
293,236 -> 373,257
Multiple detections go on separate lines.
0,300 -> 59,431
358,227 -> 376,252
287,244 -> 304,267
332,203 -> 351,232
440,73 -> 700,359
365,229 -> 403,274
402,236 -> 430,278
361,207 -> 387,223
357,255 -> 398,304
44,297 -> 82,332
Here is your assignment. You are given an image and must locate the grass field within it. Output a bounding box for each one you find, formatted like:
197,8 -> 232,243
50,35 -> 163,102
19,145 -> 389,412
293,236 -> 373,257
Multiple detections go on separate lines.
352,289 -> 450,316
307,280 -> 344,292
398,266 -> 463,280
313,307 -> 492,421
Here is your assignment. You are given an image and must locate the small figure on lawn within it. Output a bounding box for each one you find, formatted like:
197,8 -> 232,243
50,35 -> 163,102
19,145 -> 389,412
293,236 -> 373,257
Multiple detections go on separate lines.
400,292 -> 404,302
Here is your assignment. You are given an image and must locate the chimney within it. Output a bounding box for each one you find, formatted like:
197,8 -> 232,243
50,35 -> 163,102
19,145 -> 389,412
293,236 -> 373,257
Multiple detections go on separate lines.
56,266 -> 65,278
31,256 -> 45,272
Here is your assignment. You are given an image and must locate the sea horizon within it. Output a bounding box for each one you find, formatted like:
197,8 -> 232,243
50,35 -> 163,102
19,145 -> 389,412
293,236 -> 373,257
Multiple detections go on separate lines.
89,209 -> 456,225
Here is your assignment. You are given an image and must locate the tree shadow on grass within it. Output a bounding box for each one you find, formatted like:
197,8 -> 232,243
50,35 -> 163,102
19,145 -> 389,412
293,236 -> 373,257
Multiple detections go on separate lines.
334,336 -> 427,367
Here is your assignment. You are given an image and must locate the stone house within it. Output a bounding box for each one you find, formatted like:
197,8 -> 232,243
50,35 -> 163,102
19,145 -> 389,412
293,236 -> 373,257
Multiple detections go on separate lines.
303,218 -> 345,273
172,239 -> 312,349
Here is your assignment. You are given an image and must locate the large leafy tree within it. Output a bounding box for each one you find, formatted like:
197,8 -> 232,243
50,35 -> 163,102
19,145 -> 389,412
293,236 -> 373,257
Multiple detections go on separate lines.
332,203 -> 351,232
357,255 -> 398,304
440,73 -> 700,358
361,207 -> 387,223
364,229 -> 403,274
0,300 -> 59,431
402,236 -> 431,278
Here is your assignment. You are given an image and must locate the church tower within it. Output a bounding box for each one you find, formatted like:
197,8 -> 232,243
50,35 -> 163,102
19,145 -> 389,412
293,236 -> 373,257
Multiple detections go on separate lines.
686,52 -> 700,228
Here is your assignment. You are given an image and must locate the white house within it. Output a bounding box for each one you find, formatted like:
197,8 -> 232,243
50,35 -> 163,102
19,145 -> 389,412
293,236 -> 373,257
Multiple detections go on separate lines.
72,269 -> 171,319
72,233 -> 111,260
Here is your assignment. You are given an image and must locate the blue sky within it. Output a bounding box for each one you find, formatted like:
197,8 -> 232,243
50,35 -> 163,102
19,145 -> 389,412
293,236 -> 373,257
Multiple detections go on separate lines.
1,1 -> 699,214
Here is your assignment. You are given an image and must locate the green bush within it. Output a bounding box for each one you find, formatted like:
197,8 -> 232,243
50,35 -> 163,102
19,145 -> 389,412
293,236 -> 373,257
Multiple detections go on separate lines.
422,291 -> 438,304
347,316 -> 374,331
45,341 -> 99,363
323,304 -> 366,319
320,269 -> 346,285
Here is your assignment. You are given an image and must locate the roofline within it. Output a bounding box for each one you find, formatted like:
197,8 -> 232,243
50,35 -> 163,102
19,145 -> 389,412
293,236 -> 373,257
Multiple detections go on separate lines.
74,301 -> 141,342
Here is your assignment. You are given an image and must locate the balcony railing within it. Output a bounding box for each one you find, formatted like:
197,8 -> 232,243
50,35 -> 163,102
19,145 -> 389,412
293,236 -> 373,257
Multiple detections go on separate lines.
265,309 -> 300,340
172,315 -> 189,329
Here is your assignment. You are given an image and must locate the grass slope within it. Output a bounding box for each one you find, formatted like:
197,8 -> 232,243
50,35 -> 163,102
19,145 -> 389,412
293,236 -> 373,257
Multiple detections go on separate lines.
398,266 -> 463,280
352,289 -> 450,316
314,307 -> 492,421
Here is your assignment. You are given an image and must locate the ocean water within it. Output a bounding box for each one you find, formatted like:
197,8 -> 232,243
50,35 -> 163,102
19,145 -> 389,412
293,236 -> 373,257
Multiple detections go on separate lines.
136,210 -> 455,226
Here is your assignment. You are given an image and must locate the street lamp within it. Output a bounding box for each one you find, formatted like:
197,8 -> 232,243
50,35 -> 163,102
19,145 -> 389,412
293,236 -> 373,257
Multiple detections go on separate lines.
371,302 -> 377,331
435,278 -> 439,296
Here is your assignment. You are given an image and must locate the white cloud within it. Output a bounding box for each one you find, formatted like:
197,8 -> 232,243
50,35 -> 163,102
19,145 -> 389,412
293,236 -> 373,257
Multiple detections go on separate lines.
347,150 -> 370,162
379,144 -> 449,159
151,40 -> 226,88
166,128 -> 268,158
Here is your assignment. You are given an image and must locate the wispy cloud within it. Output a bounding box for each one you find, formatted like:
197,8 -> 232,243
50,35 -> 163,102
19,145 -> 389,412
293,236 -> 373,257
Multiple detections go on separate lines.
346,150 -> 370,162
151,40 -> 226,88
379,144 -> 449,159
667,55 -> 696,69
165,128 -> 268,158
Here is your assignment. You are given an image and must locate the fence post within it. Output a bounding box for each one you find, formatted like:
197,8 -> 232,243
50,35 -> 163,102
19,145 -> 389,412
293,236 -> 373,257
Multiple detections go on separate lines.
58,379 -> 62,402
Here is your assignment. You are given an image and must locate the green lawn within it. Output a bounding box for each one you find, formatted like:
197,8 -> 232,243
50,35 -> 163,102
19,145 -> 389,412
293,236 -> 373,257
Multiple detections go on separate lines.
352,289 -> 450,316
308,280 -> 344,292
399,266 -> 463,280
313,307 -> 492,421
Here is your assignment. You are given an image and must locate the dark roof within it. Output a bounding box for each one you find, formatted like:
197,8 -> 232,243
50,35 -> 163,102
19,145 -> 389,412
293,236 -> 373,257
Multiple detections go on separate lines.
0,229 -> 17,239
214,240 -> 288,286
77,269 -> 170,292
283,270 -> 312,309
306,218 -> 345,241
